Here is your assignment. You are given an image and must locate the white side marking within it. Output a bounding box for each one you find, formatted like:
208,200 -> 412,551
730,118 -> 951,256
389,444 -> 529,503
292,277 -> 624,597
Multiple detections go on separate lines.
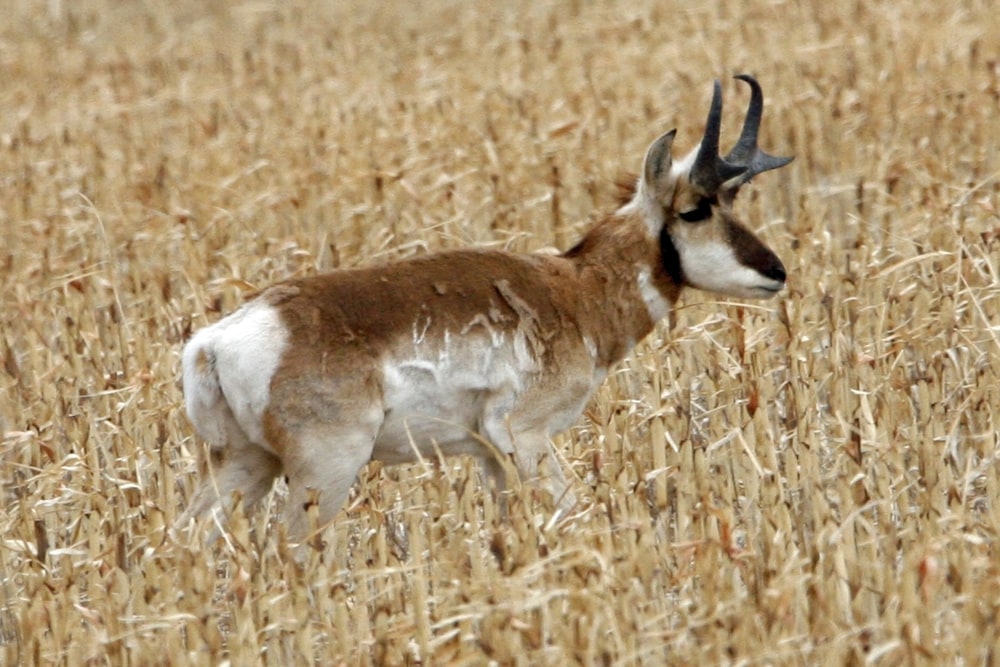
494,279 -> 544,372
412,312 -> 431,345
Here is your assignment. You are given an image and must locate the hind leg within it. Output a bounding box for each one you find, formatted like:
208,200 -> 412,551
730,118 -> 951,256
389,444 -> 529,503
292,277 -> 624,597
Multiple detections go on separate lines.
177,441 -> 284,543
274,408 -> 383,546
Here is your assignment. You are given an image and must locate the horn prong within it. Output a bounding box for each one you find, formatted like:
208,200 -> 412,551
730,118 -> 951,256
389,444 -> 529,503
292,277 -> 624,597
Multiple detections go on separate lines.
724,74 -> 794,185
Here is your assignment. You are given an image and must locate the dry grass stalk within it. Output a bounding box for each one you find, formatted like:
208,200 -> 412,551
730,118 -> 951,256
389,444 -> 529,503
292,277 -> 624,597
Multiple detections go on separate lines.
2,0 -> 999,664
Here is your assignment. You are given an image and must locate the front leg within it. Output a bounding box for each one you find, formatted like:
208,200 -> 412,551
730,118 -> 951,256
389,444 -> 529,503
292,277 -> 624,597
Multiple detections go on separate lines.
480,408 -> 576,512
511,431 -> 575,511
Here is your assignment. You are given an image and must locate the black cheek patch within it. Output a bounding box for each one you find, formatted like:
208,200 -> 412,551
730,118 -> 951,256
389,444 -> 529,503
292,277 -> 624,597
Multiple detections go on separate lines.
659,225 -> 685,285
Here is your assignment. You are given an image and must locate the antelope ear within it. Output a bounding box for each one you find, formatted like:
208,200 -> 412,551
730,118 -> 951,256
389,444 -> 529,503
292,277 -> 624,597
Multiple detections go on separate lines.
642,130 -> 677,201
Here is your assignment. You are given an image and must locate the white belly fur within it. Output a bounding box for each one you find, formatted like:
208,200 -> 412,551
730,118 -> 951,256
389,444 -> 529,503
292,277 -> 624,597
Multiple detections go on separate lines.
373,330 -> 527,464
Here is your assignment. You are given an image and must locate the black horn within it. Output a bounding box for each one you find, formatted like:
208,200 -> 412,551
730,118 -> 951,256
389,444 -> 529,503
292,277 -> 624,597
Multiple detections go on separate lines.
724,74 -> 793,185
689,80 -> 747,195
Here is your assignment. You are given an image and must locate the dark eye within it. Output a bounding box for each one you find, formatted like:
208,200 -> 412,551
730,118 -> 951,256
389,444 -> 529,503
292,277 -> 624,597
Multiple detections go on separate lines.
679,197 -> 714,223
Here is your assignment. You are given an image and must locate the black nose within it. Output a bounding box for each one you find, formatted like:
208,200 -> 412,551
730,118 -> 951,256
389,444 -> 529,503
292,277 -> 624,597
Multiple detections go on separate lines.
764,258 -> 786,283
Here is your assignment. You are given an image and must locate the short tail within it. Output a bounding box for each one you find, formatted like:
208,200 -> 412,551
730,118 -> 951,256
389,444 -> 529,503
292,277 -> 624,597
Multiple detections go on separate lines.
181,331 -> 230,448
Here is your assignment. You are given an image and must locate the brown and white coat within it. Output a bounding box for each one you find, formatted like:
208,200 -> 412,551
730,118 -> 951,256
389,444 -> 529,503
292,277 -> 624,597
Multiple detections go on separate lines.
179,75 -> 792,544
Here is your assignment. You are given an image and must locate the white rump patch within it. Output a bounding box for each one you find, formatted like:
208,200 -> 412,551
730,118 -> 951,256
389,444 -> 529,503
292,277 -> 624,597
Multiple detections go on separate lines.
186,300 -> 290,450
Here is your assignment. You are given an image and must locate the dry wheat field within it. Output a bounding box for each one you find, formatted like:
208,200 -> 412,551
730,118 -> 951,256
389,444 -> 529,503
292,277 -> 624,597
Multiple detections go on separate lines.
1,0 -> 999,664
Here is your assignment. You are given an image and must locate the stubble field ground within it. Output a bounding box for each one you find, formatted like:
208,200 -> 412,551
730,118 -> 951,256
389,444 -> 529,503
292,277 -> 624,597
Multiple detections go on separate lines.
2,0 -> 999,664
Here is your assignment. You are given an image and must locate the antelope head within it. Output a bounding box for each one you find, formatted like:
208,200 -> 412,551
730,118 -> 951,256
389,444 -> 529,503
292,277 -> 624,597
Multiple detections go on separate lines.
639,75 -> 792,299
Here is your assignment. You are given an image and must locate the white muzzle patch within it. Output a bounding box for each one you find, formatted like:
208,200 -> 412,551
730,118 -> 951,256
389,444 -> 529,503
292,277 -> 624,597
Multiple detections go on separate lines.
678,239 -> 785,299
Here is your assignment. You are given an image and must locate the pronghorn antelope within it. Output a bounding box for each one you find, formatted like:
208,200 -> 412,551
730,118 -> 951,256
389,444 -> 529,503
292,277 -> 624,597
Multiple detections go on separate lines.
179,75 -> 791,545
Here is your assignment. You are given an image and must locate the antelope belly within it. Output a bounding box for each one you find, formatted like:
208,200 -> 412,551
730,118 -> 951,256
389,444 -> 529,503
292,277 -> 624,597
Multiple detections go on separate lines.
372,340 -> 523,464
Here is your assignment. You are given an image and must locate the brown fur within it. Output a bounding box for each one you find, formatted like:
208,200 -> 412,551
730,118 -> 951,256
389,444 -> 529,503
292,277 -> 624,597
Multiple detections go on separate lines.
180,80 -> 790,545
614,173 -> 640,209
268,215 -> 672,370
260,211 -> 678,463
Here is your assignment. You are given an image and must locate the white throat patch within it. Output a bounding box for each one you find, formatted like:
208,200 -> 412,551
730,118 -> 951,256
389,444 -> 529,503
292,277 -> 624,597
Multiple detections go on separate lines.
636,265 -> 671,322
